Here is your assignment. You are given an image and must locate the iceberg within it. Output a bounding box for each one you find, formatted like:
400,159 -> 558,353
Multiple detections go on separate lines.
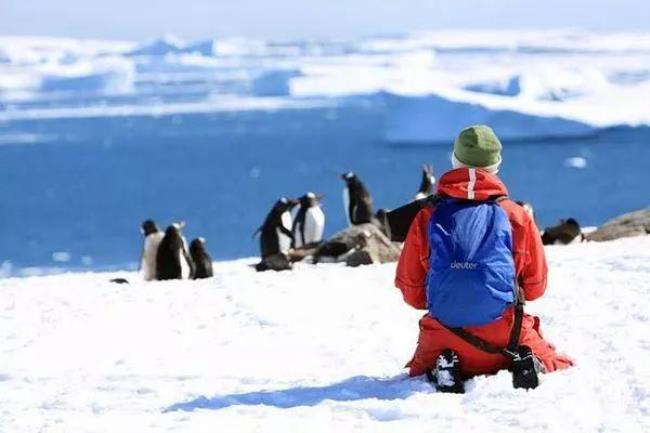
251,69 -> 301,97
39,58 -> 135,94
127,36 -> 187,57
383,92 -> 594,143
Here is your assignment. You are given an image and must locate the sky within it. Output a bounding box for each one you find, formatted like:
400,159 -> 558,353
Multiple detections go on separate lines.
1,0 -> 649,41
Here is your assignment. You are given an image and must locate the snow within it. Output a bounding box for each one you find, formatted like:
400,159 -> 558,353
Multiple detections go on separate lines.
1,236 -> 649,432
1,30 -> 648,140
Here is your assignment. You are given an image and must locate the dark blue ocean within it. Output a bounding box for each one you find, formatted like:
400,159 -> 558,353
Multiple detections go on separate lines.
1,101 -> 649,275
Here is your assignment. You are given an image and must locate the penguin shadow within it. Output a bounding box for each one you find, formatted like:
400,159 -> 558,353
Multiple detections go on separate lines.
164,374 -> 432,413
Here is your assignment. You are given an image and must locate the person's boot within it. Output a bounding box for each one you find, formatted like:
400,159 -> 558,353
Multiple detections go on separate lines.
511,345 -> 543,390
426,349 -> 465,394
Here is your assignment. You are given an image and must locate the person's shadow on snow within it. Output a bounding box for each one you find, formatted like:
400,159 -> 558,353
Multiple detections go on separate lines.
164,374 -> 433,412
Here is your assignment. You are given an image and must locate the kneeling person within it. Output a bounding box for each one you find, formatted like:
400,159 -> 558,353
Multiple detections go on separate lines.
395,125 -> 573,392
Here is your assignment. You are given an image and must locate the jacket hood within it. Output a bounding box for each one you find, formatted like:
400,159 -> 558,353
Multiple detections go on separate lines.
437,168 -> 508,201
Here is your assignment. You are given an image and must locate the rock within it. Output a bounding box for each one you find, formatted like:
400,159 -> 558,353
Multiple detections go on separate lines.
313,223 -> 401,265
345,250 -> 375,267
287,243 -> 322,263
109,278 -> 129,284
586,208 -> 650,242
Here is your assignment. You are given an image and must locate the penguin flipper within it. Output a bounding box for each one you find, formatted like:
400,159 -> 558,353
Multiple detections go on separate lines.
279,224 -> 294,239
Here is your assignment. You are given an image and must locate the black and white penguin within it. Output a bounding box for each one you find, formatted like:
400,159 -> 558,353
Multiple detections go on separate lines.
515,200 -> 535,221
189,237 -> 213,279
541,218 -> 583,245
156,223 -> 195,280
341,172 -> 373,226
413,164 -> 436,201
140,219 -> 164,281
292,192 -> 325,249
255,197 -> 298,260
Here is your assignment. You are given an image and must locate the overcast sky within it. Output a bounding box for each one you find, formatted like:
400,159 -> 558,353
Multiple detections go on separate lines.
1,0 -> 649,41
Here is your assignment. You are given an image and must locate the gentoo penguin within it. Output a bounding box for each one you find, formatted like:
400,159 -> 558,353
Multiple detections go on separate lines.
292,192 -> 325,249
515,200 -> 536,221
189,238 -> 213,279
255,197 -> 298,261
156,223 -> 195,280
413,164 -> 436,201
140,219 -> 164,281
341,172 -> 373,226
541,218 -> 583,245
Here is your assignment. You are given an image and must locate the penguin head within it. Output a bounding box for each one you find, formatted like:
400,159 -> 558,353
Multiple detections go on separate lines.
418,164 -> 436,195
164,225 -> 184,246
141,219 -> 159,236
515,201 -> 535,220
340,172 -> 356,184
300,192 -> 323,208
190,237 -> 206,253
276,197 -> 299,213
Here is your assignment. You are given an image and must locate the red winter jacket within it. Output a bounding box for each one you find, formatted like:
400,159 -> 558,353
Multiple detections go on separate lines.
395,168 -> 573,377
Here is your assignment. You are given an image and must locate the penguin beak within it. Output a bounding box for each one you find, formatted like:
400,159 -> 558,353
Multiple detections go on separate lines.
316,194 -> 324,202
288,198 -> 299,207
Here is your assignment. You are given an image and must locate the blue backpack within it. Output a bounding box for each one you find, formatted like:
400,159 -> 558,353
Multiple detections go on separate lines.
426,197 -> 516,327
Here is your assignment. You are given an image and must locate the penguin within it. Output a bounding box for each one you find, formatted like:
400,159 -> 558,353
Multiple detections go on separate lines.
541,218 -> 583,245
189,237 -> 213,279
341,172 -> 373,226
156,223 -> 195,280
515,201 -> 534,219
413,164 -> 436,201
255,197 -> 298,259
292,192 -> 325,249
140,219 -> 164,281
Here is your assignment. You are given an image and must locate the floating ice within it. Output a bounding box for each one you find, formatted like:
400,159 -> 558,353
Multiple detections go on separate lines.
52,252 -> 71,263
38,57 -> 135,94
565,157 -> 588,169
251,69 -> 301,97
0,31 -> 648,137
127,35 -> 187,56
383,92 -> 594,143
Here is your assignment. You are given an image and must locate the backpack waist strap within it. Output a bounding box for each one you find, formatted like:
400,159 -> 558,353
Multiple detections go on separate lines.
441,303 -> 524,359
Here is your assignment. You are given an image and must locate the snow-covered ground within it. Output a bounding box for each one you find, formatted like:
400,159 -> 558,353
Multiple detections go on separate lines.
1,236 -> 648,432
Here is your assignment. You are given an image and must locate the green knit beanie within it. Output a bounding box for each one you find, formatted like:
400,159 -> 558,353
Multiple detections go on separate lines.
453,125 -> 502,169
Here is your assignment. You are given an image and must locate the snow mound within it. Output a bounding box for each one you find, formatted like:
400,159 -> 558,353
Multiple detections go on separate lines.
0,237 -> 649,432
